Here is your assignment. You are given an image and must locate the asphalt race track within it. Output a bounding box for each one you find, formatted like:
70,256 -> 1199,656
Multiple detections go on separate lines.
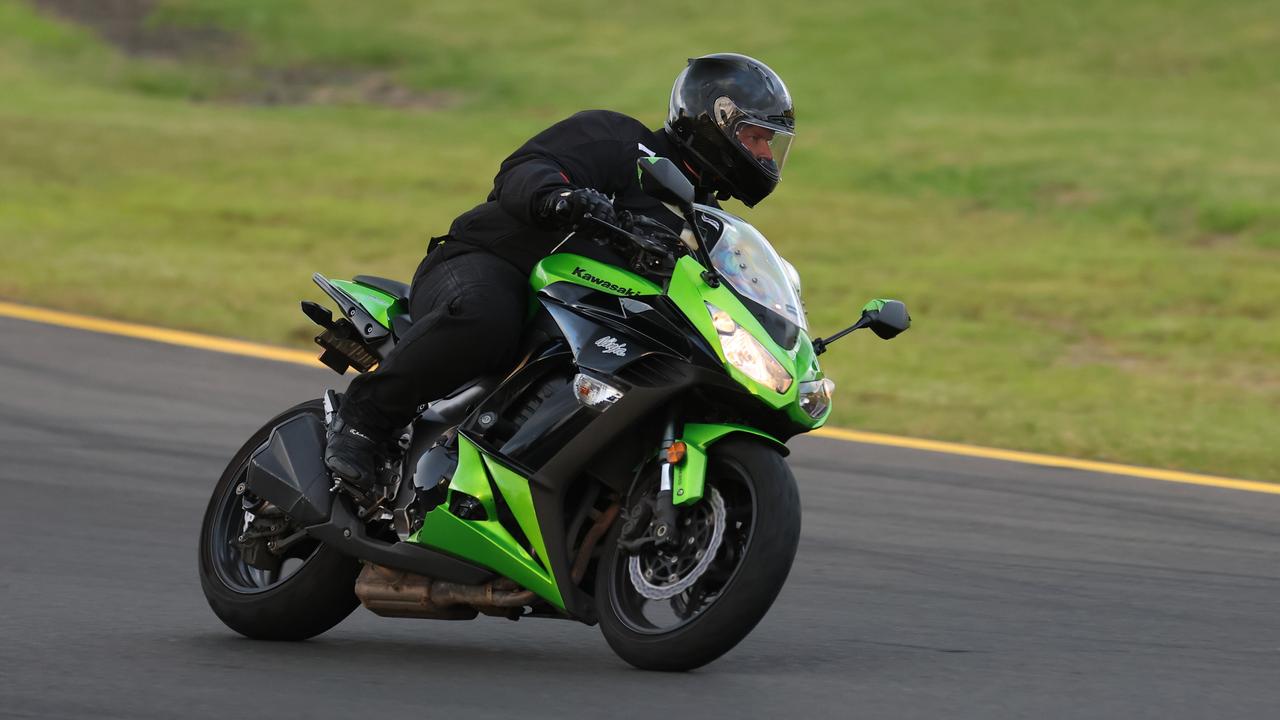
2,314 -> 1278,719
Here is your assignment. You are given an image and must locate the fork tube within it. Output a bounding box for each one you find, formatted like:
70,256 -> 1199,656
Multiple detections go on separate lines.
653,407 -> 683,546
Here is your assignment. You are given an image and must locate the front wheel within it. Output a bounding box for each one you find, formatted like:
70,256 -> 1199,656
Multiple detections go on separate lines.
596,438 -> 801,671
198,400 -> 361,640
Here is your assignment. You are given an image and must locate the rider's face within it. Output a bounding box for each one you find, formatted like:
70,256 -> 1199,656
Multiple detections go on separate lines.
736,124 -> 775,163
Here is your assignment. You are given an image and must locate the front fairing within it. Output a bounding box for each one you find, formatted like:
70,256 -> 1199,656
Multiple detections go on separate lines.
666,255 -> 829,430
528,209 -> 830,430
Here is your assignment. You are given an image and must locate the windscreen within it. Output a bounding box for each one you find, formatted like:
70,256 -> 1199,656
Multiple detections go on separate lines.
699,206 -> 806,344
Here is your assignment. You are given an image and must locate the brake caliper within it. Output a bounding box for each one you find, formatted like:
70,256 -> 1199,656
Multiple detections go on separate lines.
234,483 -> 290,572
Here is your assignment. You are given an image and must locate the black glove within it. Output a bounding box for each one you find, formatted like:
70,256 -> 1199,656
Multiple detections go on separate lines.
538,187 -> 618,231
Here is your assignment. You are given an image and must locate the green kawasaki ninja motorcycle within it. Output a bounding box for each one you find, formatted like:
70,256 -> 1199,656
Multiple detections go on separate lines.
198,158 -> 910,671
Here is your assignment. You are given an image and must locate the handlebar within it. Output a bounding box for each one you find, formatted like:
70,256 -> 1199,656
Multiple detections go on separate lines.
580,208 -> 721,286
582,213 -> 682,259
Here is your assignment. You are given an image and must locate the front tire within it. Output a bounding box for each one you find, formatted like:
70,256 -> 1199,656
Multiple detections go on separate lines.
596,438 -> 801,671
198,400 -> 361,640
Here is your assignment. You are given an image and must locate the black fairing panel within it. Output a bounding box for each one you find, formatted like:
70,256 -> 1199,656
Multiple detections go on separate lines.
537,282 -> 720,374
542,302 -> 672,375
245,414 -> 334,527
527,482 -> 589,620
464,283 -> 710,479
498,379 -> 593,468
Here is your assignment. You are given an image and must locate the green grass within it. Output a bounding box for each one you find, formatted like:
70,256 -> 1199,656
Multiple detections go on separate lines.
2,0 -> 1277,480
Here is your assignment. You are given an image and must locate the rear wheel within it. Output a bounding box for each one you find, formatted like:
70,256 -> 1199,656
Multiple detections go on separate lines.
198,400 -> 361,640
596,438 -> 801,671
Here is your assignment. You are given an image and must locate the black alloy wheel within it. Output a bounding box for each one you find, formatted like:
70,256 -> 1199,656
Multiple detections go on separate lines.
596,437 -> 801,671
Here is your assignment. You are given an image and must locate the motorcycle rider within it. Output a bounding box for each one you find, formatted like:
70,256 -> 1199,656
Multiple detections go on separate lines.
325,52 -> 796,489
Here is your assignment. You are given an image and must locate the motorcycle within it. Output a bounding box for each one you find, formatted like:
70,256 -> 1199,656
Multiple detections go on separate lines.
198,157 -> 910,671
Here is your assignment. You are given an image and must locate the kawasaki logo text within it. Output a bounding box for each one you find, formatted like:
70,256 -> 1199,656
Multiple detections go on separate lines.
572,267 -> 640,296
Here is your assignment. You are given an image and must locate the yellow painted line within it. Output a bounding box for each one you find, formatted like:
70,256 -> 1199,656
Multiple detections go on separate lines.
3,299 -> 1274,494
0,301 -> 321,367
811,426 -> 1280,495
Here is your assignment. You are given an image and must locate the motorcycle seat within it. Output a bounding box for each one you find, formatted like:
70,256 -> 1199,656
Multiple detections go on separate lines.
389,313 -> 413,340
353,275 -> 410,303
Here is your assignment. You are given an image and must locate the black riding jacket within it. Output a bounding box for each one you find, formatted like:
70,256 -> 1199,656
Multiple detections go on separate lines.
440,110 -> 710,274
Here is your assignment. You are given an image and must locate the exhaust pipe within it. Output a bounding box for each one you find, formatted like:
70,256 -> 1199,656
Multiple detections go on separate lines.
355,563 -> 536,620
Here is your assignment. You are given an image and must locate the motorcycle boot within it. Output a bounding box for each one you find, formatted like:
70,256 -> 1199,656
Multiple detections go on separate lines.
324,414 -> 384,492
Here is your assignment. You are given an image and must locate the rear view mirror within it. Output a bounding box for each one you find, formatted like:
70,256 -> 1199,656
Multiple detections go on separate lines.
862,299 -> 911,339
637,157 -> 695,209
812,298 -> 911,354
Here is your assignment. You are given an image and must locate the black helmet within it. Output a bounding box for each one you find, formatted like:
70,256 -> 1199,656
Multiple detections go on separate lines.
665,53 -> 795,207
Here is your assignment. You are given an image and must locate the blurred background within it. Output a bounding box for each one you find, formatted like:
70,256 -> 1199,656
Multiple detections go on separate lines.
2,0 -> 1276,480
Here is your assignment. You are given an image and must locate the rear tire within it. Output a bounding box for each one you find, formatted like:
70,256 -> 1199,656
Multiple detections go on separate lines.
596,438 -> 801,671
198,400 -> 361,641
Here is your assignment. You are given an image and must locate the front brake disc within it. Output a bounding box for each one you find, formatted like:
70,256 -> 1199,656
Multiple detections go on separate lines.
627,487 -> 726,600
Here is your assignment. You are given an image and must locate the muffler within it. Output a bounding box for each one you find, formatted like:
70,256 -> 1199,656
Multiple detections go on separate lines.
354,563 -> 536,620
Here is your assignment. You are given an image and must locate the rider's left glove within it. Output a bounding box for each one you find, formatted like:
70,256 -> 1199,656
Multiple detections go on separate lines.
538,187 -> 618,231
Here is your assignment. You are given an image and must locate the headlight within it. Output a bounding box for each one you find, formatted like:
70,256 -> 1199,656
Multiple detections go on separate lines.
798,378 -> 835,419
706,303 -> 792,393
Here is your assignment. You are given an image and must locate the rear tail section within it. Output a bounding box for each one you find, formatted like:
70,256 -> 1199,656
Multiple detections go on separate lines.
301,273 -> 409,375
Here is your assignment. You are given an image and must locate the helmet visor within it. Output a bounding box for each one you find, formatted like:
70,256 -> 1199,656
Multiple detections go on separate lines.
734,120 -> 793,180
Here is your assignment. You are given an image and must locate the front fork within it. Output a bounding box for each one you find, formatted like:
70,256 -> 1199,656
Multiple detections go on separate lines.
652,413 -> 684,548
622,418 -> 786,552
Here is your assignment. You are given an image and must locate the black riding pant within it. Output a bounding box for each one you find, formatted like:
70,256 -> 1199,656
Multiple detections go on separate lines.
340,248 -> 527,435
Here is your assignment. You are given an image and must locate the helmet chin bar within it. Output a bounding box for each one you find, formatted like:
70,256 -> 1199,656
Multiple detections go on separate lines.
664,126 -> 746,205
667,130 -> 773,208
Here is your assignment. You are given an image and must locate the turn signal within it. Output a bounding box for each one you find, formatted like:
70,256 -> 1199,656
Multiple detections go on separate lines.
798,378 -> 835,419
572,373 -> 624,410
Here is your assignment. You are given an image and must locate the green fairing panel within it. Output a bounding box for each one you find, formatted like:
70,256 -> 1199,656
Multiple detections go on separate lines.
408,436 -> 564,609
666,255 -> 829,429
787,333 -> 830,428
480,455 -> 553,581
330,279 -> 405,329
672,423 -> 787,507
666,256 -> 799,410
530,253 -> 664,297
